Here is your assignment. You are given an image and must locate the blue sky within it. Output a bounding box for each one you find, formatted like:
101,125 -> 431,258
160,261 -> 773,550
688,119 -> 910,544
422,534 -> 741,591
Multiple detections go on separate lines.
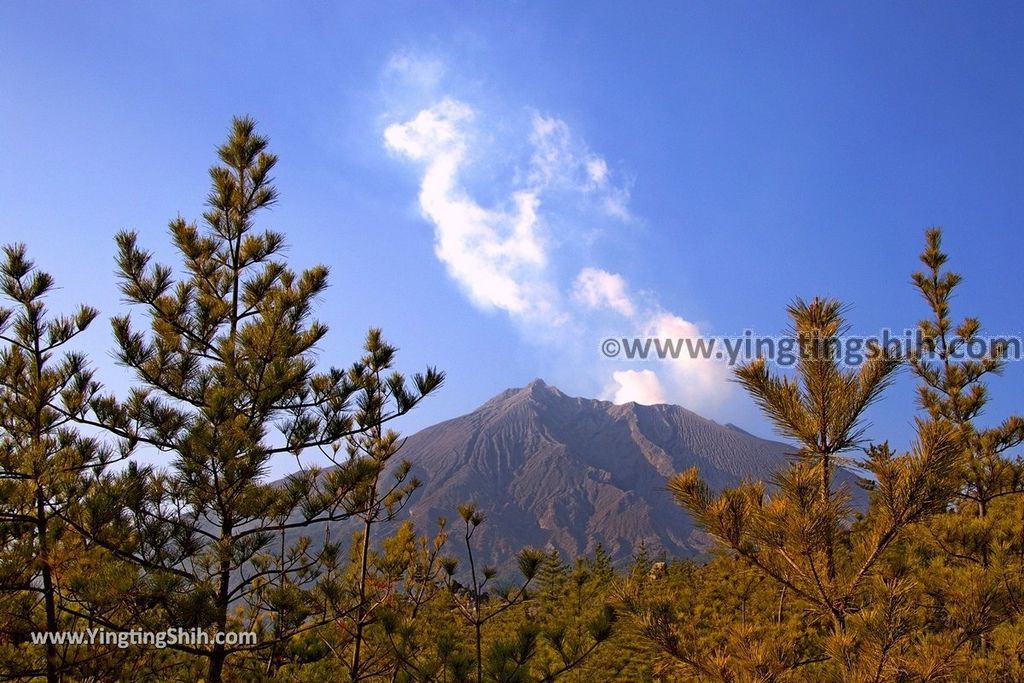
2,2 -> 1022,476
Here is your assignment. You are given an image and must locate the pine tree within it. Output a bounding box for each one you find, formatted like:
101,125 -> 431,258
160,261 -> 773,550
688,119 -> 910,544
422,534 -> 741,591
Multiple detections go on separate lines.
344,330 -> 435,682
667,296 -> 961,676
904,227 -> 1024,671
537,549 -> 567,604
628,539 -> 652,580
444,502 -> 543,683
0,245 -> 125,681
73,117 -> 442,682
532,558 -> 615,683
587,543 -> 614,585
362,519 -> 453,681
909,227 -> 1024,524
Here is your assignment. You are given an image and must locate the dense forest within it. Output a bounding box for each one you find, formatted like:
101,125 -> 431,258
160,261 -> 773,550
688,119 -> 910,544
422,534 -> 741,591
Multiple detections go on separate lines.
2,119 -> 1023,682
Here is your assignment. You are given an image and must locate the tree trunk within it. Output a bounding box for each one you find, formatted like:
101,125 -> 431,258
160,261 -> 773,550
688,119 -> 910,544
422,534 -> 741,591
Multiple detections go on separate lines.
36,485 -> 59,683
209,521 -> 233,683
821,452 -> 836,583
351,518 -> 373,682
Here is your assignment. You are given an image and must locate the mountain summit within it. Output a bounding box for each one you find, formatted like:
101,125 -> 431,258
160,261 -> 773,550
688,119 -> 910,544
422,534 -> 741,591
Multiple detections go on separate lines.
382,380 -> 842,567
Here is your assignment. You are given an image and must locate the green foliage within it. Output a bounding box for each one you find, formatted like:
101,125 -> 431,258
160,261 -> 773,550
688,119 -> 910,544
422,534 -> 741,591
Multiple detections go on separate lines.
626,228 -> 1024,681
3,118 -> 1022,683
0,245 -> 134,682
60,117 -> 440,683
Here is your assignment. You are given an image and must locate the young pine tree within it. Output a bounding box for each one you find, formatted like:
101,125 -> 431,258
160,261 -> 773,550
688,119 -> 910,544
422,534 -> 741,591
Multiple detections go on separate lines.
537,550 -> 568,605
75,117 -> 442,682
905,227 -> 1024,674
909,227 -> 1024,525
444,503 -> 544,683
533,558 -> 615,683
667,297 -> 961,678
344,331 -> 435,682
352,519 -> 453,681
587,543 -> 614,585
0,245 -> 126,682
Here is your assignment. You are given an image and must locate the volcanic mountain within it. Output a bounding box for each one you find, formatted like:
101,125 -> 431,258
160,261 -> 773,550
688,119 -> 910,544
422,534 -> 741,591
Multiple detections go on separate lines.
357,379 -> 862,568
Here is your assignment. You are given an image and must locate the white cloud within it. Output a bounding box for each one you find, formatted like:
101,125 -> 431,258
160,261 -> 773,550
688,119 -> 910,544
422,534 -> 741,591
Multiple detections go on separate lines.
645,312 -> 731,406
586,157 -> 608,184
572,267 -> 635,317
384,99 -> 558,319
382,98 -> 470,160
527,113 -> 630,218
384,51 -> 445,90
528,115 -> 574,187
608,370 -> 666,405
601,193 -> 631,221
383,93 -> 730,411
